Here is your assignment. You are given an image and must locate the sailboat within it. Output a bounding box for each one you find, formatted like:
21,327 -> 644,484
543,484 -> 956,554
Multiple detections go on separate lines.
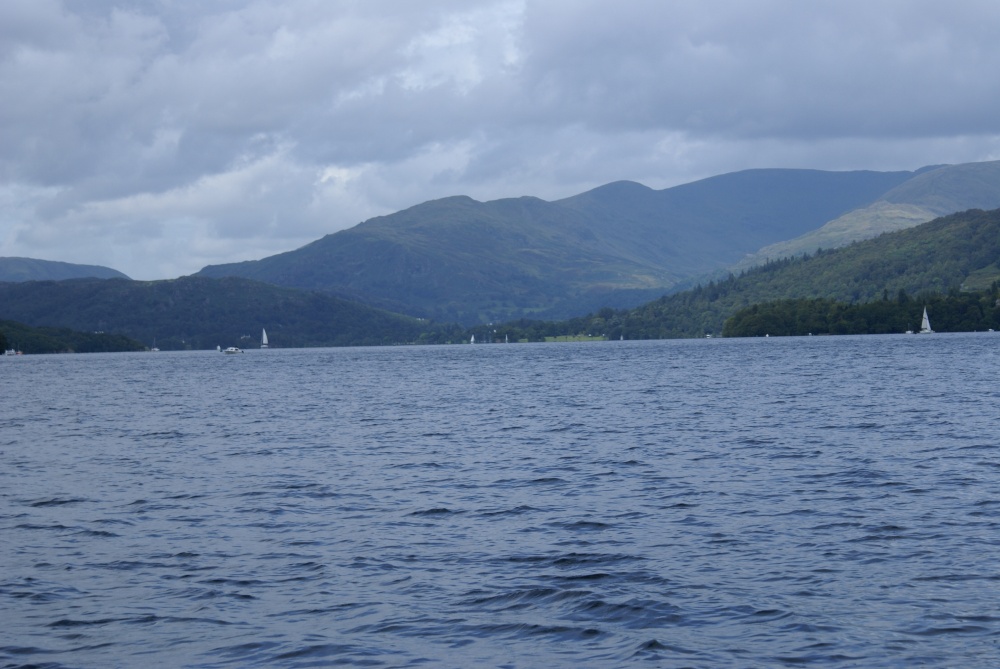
919,307 -> 933,334
261,328 -> 269,348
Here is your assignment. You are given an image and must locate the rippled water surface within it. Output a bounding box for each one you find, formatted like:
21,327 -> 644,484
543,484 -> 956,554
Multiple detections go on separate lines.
3,335 -> 1000,668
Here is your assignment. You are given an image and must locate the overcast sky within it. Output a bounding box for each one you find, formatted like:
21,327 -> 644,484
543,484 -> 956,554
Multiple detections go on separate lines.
2,0 -> 1000,279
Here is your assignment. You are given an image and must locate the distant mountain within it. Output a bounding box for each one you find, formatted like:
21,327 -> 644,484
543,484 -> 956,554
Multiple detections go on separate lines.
9,208 -> 999,347
0,277 -> 451,349
546,207 -> 1000,339
196,167 -> 916,324
734,161 -> 1000,269
881,160 -> 1000,214
0,257 -> 130,281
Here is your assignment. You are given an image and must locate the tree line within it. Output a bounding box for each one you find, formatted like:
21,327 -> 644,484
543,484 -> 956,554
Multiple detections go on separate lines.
721,287 -> 1000,337
0,319 -> 145,354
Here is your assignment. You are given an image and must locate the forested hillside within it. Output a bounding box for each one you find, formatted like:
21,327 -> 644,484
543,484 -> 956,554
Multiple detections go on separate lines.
474,208 -> 1000,340
0,276 -> 457,349
732,160 -> 1000,270
0,320 -> 145,353
197,168 -> 917,323
722,291 -> 1000,337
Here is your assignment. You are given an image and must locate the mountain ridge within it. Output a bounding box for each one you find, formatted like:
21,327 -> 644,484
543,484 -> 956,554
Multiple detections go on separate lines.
197,166 -> 920,324
733,160 -> 1000,269
0,257 -> 130,282
559,207 -> 1000,340
3,207 -> 999,346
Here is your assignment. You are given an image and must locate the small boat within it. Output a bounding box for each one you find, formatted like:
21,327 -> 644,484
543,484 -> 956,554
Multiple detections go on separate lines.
919,307 -> 933,334
3,348 -> 17,356
222,346 -> 243,354
261,329 -> 269,349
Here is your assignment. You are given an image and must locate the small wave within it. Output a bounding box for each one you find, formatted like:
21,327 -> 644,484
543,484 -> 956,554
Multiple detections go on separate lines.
903,624 -> 990,637
631,638 -> 700,659
718,605 -> 792,623
139,430 -> 184,439
209,640 -> 281,661
201,577 -> 266,587
464,621 -> 603,641
546,423 -> 585,433
393,461 -> 446,469
739,437 -> 777,445
810,521 -> 862,530
408,507 -> 460,516
48,617 -> 119,628
557,572 -> 612,582
550,520 -> 612,532
459,587 -> 580,610
164,492 -> 207,500
89,560 -> 171,571
569,598 -> 683,628
479,505 -> 539,517
28,497 -> 87,508
266,603 -> 368,619
73,529 -> 120,538
14,523 -> 72,531
120,613 -> 232,626
913,573 -> 1000,583
505,552 -> 640,569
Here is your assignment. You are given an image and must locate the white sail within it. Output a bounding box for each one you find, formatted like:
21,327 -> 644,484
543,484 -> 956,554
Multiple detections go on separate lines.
919,307 -> 933,334
261,328 -> 269,348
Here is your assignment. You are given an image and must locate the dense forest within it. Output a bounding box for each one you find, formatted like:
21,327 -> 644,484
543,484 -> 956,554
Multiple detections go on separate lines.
0,276 -> 456,350
460,207 -> 1000,342
721,288 -> 1000,337
0,319 -> 145,354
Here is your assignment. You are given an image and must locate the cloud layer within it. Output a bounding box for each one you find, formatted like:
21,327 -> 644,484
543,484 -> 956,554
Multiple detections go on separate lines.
2,0 -> 1000,279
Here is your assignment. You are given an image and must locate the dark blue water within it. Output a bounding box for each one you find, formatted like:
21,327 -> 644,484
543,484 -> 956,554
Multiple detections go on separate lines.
3,335 -> 1000,668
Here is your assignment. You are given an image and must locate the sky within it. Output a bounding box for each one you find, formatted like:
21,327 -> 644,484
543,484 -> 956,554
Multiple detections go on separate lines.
2,0 -> 1000,280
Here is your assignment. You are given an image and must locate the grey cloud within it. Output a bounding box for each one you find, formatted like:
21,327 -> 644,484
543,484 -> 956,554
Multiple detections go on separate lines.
2,0 -> 1000,279
519,1 -> 1000,138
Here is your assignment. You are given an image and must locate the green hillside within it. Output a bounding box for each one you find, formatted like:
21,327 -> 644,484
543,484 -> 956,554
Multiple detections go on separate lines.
201,195 -> 677,324
881,160 -> 1000,214
4,208 -> 997,347
735,161 -> 1000,268
721,292 -> 1000,337
0,277 -> 454,349
501,208 -> 1000,340
0,320 -> 145,354
196,168 -> 917,324
0,256 -> 130,281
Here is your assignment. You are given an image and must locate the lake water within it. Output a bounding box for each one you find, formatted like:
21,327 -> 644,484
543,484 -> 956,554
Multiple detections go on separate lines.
2,335 -> 1000,668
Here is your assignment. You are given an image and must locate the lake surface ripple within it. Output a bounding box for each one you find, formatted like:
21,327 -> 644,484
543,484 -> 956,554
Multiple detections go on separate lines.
2,335 -> 1000,668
